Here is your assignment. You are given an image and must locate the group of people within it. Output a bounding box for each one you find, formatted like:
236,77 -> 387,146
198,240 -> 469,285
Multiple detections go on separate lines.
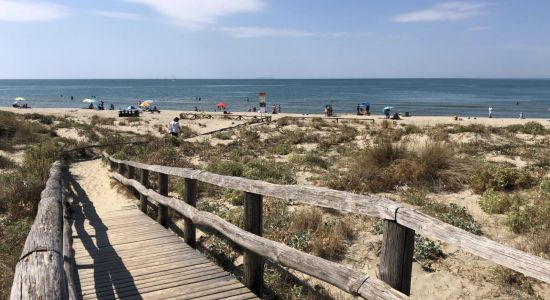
271,104 -> 281,114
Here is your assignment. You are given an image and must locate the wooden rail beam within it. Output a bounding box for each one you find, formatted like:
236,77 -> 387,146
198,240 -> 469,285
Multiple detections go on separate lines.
157,173 -> 169,227
184,179 -> 198,247
380,220 -> 414,295
244,192 -> 264,296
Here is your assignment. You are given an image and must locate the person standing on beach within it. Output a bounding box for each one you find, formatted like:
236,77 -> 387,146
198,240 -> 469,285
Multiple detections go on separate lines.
278,104 -> 281,113
168,117 -> 180,137
488,106 -> 493,118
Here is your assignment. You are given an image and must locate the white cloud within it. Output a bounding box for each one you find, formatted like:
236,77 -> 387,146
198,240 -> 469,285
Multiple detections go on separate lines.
0,0 -> 69,22
91,10 -> 145,21
467,26 -> 490,32
125,0 -> 264,27
219,26 -> 316,38
393,2 -> 487,23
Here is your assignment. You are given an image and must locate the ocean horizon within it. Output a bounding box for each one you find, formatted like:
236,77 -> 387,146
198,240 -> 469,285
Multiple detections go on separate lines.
1,79 -> 549,118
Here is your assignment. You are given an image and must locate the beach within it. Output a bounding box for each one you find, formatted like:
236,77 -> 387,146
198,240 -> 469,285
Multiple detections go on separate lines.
2,107 -> 548,139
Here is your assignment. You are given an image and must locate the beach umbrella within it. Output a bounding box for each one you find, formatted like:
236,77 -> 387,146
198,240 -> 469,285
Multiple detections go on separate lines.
216,102 -> 227,108
127,105 -> 137,110
82,99 -> 96,103
383,106 -> 394,111
139,101 -> 151,107
14,97 -> 26,101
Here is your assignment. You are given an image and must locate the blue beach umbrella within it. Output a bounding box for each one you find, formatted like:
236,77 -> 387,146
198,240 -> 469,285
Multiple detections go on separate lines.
383,106 -> 394,111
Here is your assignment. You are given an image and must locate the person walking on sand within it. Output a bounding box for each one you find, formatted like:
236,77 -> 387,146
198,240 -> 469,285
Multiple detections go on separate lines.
168,117 -> 180,137
488,106 -> 493,118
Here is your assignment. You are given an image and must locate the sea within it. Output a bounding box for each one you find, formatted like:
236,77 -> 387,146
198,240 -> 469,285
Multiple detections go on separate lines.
1,79 -> 549,118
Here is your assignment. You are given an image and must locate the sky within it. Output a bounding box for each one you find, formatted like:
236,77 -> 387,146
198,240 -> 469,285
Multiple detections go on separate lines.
1,0 -> 550,79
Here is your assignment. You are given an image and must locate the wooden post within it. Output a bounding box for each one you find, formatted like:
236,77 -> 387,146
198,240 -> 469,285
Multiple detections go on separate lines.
184,179 -> 197,248
157,173 -> 168,227
117,162 -> 124,175
127,165 -> 135,180
244,192 -> 263,296
379,220 -> 415,296
140,169 -> 149,213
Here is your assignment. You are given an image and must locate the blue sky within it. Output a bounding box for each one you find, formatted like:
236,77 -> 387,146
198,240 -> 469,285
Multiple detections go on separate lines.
1,0 -> 549,79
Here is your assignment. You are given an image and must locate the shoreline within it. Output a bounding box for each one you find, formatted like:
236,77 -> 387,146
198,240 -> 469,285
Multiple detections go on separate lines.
1,107 -> 548,128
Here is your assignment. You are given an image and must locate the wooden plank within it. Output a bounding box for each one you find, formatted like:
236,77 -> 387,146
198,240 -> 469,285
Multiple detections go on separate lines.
379,220 -> 414,295
77,259 -> 212,287
80,264 -> 219,292
112,174 -> 406,300
243,192 -> 263,296
74,240 -> 184,259
189,287 -> 255,300
85,269 -> 228,298
136,277 -> 239,300
75,248 -> 196,269
73,235 -> 181,254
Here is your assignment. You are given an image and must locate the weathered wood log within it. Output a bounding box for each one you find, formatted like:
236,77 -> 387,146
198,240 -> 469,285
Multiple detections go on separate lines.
111,173 -> 407,300
184,179 -> 197,247
380,220 -> 414,295
157,173 -> 169,227
244,192 -> 263,296
11,161 -> 66,300
104,153 -> 399,220
102,152 -> 550,285
396,208 -> 550,284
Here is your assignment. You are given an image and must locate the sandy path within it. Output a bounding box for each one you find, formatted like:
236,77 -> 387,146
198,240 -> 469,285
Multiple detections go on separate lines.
68,159 -> 135,216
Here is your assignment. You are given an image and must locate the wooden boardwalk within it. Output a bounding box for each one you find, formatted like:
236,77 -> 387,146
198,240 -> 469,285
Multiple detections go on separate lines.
68,160 -> 257,300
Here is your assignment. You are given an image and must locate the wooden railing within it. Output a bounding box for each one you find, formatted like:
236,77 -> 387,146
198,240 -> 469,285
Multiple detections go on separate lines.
104,153 -> 550,299
10,161 -> 77,300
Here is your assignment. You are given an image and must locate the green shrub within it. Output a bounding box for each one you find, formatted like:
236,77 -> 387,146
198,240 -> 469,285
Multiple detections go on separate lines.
21,142 -> 62,182
423,202 -> 482,235
403,124 -> 422,135
478,189 -> 511,214
401,188 -> 428,206
90,115 -> 115,126
212,131 -> 233,140
522,121 -> 546,135
505,203 -> 536,234
0,155 -> 16,169
243,159 -> 296,184
24,113 -> 53,125
270,143 -> 294,155
414,235 -> 445,261
288,152 -> 329,170
470,164 -> 534,193
493,267 -> 540,298
540,179 -> 550,197
206,160 -> 244,177
223,189 -> 243,206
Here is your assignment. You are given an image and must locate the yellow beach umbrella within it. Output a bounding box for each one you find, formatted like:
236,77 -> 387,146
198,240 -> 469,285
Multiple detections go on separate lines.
14,97 -> 26,101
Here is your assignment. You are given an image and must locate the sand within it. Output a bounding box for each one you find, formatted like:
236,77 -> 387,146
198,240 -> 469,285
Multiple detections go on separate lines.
1,107 -> 549,134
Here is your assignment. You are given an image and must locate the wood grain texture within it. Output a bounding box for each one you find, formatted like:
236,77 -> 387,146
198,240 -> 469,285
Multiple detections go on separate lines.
184,179 -> 197,248
243,192 -> 263,296
396,208 -> 550,284
379,220 -> 414,295
112,173 -> 406,300
11,161 -> 66,300
104,153 -> 399,220
104,153 -> 550,285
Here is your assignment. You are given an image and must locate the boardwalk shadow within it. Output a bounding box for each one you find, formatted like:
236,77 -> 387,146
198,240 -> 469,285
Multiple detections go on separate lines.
67,173 -> 142,300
